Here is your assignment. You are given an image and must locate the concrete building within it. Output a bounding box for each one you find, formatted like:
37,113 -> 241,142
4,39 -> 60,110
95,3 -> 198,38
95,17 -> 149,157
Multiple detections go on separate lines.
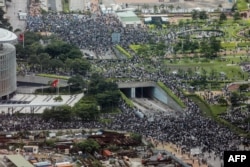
0,28 -> 17,100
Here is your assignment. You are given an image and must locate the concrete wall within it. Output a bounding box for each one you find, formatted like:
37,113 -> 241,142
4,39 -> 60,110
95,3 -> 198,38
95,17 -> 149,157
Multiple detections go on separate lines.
17,75 -> 68,86
153,85 -> 183,112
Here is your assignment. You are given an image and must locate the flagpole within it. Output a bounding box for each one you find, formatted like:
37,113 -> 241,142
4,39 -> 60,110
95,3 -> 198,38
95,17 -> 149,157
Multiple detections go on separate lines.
57,79 -> 59,95
22,33 -> 24,48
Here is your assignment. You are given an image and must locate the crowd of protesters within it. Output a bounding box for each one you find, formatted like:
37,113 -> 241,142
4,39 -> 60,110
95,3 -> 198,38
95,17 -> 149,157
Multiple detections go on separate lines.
1,10 -> 249,167
1,58 -> 249,162
26,13 -> 154,57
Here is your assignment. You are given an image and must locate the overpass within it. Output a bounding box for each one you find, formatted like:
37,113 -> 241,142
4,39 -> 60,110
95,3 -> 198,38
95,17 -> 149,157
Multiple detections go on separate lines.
118,81 -> 184,112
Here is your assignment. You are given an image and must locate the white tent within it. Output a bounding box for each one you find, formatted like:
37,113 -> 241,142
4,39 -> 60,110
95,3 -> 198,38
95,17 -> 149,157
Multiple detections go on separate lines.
144,17 -> 152,22
161,17 -> 168,22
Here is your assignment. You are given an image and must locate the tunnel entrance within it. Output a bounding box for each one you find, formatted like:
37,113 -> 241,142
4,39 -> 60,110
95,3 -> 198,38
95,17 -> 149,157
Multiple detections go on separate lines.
135,87 -> 153,98
120,87 -> 154,98
120,88 -> 131,98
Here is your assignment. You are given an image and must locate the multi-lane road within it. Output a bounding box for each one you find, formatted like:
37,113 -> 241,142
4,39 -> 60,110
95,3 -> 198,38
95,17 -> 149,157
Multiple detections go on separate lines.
5,0 -> 28,32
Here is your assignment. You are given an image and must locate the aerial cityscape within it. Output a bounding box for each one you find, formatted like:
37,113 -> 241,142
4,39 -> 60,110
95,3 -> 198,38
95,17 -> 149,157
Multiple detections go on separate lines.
0,0 -> 250,167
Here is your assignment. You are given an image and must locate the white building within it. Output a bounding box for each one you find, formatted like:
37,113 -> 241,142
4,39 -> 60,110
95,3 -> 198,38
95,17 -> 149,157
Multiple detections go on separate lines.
116,11 -> 142,28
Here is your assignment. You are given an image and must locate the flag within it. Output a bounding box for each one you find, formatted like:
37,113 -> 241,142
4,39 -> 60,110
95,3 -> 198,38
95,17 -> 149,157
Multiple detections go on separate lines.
51,79 -> 59,87
18,33 -> 25,48
18,33 -> 24,42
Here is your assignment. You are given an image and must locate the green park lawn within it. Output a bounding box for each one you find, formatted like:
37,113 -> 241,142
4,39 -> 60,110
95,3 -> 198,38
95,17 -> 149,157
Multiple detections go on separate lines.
237,0 -> 249,11
210,105 -> 227,116
164,56 -> 249,80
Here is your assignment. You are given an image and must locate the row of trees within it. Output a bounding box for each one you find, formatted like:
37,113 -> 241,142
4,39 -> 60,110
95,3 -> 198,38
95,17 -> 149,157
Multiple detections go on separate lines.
174,36 -> 221,57
16,32 -> 90,76
42,74 -> 120,121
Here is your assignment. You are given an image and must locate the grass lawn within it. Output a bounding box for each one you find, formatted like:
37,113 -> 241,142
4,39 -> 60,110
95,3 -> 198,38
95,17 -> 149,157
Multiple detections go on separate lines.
115,45 -> 132,58
210,105 -> 227,116
164,56 -> 249,80
237,0 -> 248,11
36,73 -> 69,80
188,94 -> 212,116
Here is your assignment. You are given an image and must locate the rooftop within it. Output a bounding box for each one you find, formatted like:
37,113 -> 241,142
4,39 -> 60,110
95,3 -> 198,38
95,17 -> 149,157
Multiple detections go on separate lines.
6,154 -> 33,167
0,28 -> 17,43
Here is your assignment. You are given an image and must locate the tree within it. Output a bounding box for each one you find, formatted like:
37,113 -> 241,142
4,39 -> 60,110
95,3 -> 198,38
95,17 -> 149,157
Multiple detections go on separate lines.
200,37 -> 221,58
210,69 -> 218,80
230,92 -> 241,107
42,105 -> 72,121
233,11 -> 241,21
160,4 -> 165,13
68,74 -> 85,91
238,84 -> 249,93
88,73 -> 120,110
73,97 -> 100,120
192,10 -> 199,20
175,5 -> 181,12
39,53 -> 50,72
219,12 -> 227,22
199,11 -> 208,20
153,5 -> 158,14
76,139 -> 100,153
209,36 -> 221,57
49,58 -> 64,72
70,58 -> 91,76
218,96 -> 228,106
167,4 -> 174,13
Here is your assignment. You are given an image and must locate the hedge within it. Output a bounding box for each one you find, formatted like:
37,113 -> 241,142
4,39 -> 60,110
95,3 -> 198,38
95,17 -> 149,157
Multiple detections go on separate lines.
36,73 -> 69,80
237,42 -> 250,48
220,42 -> 237,49
120,91 -> 134,108
157,81 -> 186,108
129,44 -> 141,53
115,45 -> 132,58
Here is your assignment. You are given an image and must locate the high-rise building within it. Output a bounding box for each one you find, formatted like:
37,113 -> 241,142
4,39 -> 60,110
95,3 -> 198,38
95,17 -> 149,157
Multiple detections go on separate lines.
0,28 -> 17,100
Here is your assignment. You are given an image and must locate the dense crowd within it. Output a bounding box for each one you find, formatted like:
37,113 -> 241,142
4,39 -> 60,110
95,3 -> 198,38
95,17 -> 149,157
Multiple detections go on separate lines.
25,13 -> 222,57
2,11 -> 249,167
26,13 -> 154,56
1,59 -> 249,161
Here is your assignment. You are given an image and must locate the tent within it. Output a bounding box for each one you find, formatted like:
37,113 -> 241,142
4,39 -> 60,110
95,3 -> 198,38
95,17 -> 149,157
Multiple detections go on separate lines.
144,17 -> 152,23
161,17 -> 169,22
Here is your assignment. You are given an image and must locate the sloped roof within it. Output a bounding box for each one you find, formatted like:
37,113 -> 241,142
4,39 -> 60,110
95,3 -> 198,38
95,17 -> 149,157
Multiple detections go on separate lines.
6,155 -> 33,167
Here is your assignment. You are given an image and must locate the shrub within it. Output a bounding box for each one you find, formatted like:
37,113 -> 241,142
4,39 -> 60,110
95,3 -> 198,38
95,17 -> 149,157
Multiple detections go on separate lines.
120,91 -> 134,108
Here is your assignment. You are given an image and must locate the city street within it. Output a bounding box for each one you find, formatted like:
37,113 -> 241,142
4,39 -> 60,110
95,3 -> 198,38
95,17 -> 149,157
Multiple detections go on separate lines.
5,0 -> 28,32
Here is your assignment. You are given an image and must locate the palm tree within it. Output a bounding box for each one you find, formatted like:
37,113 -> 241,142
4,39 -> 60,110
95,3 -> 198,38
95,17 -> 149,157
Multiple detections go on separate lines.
176,5 -> 181,12
153,5 -> 158,14
168,4 -> 174,13
160,4 -> 165,13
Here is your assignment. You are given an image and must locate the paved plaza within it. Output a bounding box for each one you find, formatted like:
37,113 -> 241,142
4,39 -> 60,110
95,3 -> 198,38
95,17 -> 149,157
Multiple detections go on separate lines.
5,0 -> 28,31
0,93 -> 84,114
